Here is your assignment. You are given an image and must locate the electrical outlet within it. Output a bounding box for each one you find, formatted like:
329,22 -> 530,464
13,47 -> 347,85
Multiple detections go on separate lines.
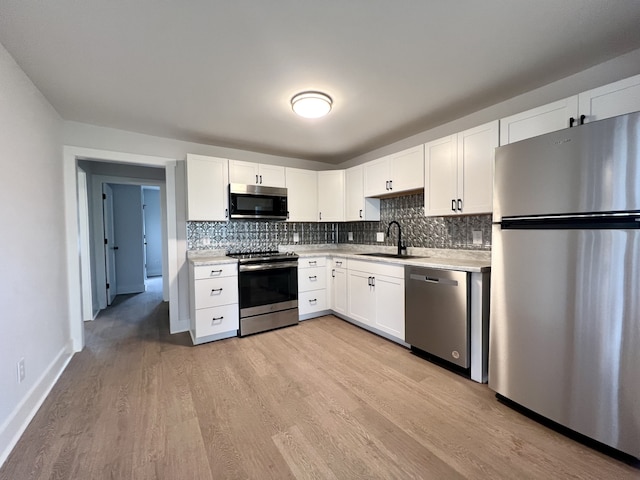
472,230 -> 483,245
376,232 -> 385,242
293,233 -> 300,243
17,358 -> 25,383
348,232 -> 353,241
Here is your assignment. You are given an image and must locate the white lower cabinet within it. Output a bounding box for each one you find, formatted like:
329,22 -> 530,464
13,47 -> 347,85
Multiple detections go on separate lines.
189,262 -> 239,344
298,257 -> 329,318
347,259 -> 405,342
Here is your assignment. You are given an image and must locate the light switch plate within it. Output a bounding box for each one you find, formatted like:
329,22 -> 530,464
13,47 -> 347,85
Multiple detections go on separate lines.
472,230 -> 482,245
376,232 -> 385,242
348,232 -> 353,241
293,233 -> 300,243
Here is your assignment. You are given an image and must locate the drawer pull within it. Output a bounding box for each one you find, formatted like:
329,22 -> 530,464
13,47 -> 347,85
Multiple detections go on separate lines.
309,275 -> 317,280
211,316 -> 224,324
309,298 -> 317,304
210,269 -> 223,276
308,261 -> 317,265
335,261 -> 342,266
211,288 -> 223,294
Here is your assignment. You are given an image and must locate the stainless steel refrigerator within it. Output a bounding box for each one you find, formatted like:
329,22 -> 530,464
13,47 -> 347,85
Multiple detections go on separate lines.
489,111 -> 640,458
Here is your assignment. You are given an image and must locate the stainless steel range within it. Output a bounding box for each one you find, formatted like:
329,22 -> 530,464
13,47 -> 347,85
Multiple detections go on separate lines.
228,251 -> 299,336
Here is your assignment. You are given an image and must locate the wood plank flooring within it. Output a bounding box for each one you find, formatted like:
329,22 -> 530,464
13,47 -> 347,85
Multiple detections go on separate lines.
1,278 -> 638,479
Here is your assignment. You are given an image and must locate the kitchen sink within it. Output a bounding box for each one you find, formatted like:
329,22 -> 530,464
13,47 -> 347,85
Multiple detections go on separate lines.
358,252 -> 427,259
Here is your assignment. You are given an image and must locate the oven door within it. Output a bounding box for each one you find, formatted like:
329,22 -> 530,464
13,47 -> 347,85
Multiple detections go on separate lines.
238,261 -> 298,318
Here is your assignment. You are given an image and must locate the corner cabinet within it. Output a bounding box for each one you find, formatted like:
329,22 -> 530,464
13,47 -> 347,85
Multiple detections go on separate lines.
285,168 -> 318,222
363,145 -> 424,197
189,262 -> 239,344
345,165 -> 380,221
347,259 -> 405,342
425,120 -> 498,216
229,160 -> 286,188
186,154 -> 229,221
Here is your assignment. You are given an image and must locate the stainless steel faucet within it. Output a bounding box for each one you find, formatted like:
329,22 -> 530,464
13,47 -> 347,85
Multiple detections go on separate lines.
386,220 -> 406,256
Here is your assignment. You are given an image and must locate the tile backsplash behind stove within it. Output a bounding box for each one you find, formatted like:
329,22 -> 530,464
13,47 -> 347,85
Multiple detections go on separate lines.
188,192 -> 491,252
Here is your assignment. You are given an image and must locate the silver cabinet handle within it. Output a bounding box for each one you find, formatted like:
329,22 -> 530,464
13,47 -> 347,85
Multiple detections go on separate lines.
211,316 -> 224,324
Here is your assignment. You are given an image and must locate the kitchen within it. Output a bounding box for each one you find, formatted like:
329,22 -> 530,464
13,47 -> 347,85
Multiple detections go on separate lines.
2,2 -> 640,478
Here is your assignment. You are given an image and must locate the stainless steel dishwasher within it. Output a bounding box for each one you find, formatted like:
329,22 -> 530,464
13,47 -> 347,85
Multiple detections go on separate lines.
405,266 -> 470,369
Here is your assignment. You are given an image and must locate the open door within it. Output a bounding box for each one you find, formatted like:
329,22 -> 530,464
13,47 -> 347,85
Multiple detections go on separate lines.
102,183 -> 117,305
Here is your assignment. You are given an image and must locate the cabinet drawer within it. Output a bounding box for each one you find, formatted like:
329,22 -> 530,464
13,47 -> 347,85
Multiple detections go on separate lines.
194,276 -> 238,308
298,267 -> 327,292
330,257 -> 347,269
193,263 -> 237,280
195,304 -> 239,337
299,257 -> 326,268
299,290 -> 327,315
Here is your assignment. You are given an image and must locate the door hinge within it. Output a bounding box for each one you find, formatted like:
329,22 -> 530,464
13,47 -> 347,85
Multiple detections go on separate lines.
106,283 -> 110,289
104,238 -> 108,245
102,193 -> 106,200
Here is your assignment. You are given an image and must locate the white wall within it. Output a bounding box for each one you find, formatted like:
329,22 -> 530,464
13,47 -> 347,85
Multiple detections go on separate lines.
143,187 -> 163,277
111,184 -> 145,294
0,43 -> 72,465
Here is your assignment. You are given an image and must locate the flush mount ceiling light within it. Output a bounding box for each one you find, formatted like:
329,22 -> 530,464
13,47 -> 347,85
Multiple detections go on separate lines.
291,91 -> 332,118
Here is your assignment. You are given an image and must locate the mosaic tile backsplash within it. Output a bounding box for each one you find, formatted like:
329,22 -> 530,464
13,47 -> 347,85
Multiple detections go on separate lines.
187,192 -> 492,252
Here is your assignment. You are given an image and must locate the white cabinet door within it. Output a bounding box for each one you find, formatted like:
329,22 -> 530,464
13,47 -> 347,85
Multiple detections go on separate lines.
186,154 -> 229,221
499,96 -> 579,146
578,73 -> 640,124
389,145 -> 424,192
228,160 -> 259,185
374,274 -> 405,340
347,270 -> 375,326
425,134 -> 458,216
258,164 -> 286,188
229,160 -> 285,187
363,156 -> 391,197
331,265 -> 348,316
285,168 -> 318,222
317,170 -> 345,222
457,120 -> 499,215
345,165 -> 380,221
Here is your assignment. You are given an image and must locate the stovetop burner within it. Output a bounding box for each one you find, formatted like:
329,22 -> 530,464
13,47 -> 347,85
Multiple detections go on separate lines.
228,250 -> 298,263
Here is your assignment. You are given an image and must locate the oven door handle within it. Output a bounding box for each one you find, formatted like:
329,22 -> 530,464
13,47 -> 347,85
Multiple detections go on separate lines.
239,261 -> 299,272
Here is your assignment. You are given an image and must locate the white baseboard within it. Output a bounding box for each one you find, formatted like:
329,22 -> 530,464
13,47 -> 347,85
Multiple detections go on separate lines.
0,342 -> 74,468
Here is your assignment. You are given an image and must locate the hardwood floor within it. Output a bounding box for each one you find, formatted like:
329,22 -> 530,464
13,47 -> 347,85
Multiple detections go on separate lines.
1,278 -> 638,479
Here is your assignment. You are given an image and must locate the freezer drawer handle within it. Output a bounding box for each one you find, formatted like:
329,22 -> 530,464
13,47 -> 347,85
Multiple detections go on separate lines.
410,273 -> 458,286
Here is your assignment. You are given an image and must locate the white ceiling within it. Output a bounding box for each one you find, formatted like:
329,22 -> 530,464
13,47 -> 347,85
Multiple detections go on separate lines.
1,1 -> 640,163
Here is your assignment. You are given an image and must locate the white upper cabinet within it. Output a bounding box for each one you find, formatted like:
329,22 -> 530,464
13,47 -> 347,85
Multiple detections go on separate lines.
425,121 -> 498,216
185,154 -> 229,221
499,97 -> 578,146
229,160 -> 286,188
363,145 -> 424,197
345,165 -> 380,221
578,73 -> 640,124
285,168 -> 318,222
317,170 -> 345,222
500,74 -> 640,146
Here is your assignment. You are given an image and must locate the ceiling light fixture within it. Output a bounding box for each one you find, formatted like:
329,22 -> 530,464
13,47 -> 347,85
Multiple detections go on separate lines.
291,91 -> 332,118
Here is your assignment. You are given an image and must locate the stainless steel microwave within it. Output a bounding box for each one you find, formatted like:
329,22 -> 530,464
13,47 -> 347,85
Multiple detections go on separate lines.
228,183 -> 288,220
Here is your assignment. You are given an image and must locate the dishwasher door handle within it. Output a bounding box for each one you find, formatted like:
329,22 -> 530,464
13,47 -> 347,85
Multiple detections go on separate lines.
409,273 -> 458,286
